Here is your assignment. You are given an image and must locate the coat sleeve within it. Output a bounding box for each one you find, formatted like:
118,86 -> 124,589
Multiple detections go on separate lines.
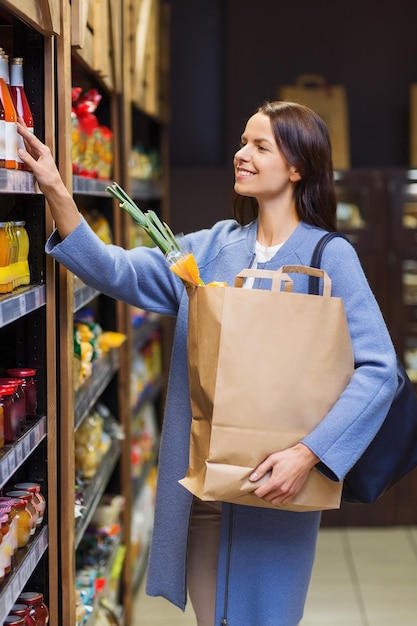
301,237 -> 398,481
45,217 -> 184,316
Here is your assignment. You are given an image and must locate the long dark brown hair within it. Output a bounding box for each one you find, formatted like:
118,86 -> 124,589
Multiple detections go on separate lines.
233,101 -> 337,231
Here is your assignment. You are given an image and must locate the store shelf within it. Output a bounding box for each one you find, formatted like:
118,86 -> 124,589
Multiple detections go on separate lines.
83,537 -> 125,626
132,439 -> 159,501
73,176 -> 113,197
0,417 -> 47,488
74,349 -> 121,430
73,277 -> 100,313
0,526 -> 48,623
0,169 -> 41,195
132,314 -> 161,350
75,438 -> 122,547
0,285 -> 46,329
132,375 -> 163,417
131,178 -> 163,201
132,541 -> 150,591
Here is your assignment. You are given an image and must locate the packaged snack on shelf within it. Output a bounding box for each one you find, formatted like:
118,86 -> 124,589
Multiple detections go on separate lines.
71,87 -> 113,179
80,208 -> 114,244
75,411 -> 106,479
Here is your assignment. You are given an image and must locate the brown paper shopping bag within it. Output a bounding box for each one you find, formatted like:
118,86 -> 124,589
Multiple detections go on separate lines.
278,74 -> 350,170
179,266 -> 354,512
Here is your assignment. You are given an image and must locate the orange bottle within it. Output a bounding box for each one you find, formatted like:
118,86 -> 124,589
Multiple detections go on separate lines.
0,54 -> 18,169
0,96 -> 5,168
0,48 -> 4,169
10,58 -> 34,171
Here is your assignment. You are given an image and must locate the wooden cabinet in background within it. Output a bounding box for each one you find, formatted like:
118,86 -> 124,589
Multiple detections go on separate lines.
322,168 -> 417,528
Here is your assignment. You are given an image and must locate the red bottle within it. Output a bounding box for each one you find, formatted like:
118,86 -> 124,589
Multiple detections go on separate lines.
9,58 -> 34,171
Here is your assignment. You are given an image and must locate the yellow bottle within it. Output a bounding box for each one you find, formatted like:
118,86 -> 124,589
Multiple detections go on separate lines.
7,221 -> 18,290
14,220 -> 30,286
0,221 -> 12,293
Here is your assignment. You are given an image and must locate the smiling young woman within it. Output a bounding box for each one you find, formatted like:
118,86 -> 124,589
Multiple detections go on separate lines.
16,102 -> 397,626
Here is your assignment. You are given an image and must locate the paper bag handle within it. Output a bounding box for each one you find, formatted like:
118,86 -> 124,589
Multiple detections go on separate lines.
278,265 -> 331,297
234,268 -> 293,291
234,266 -> 331,297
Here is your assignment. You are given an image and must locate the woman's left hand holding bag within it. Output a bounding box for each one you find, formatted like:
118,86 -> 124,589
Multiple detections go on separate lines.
249,444 -> 320,506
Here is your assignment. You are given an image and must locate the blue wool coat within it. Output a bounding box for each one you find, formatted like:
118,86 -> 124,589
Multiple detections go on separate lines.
46,218 -> 397,626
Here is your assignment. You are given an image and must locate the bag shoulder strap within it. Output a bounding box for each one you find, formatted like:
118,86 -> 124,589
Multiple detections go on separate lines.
308,232 -> 351,295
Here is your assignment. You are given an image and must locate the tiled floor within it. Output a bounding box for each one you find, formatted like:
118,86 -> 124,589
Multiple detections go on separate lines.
133,527 -> 417,625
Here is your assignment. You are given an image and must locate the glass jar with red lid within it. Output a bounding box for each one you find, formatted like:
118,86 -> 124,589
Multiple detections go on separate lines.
0,388 -> 5,449
3,498 -> 31,548
17,592 -> 49,625
9,603 -> 35,625
6,368 -> 37,418
0,378 -> 25,432
0,529 -> 4,582
4,491 -> 38,535
13,483 -> 45,526
0,513 -> 12,575
3,616 -> 25,625
0,384 -> 16,443
0,504 -> 16,561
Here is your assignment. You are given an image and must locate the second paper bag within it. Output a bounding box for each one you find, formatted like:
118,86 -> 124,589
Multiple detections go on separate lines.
179,266 -> 354,512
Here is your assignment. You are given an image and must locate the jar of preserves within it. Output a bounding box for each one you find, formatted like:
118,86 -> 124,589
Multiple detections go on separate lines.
5,499 -> 31,548
13,483 -> 45,526
0,377 -> 26,432
0,389 -> 5,449
17,592 -> 49,625
3,616 -> 25,625
0,530 -> 4,582
6,368 -> 37,418
9,604 -> 35,625
0,504 -> 16,560
0,384 -> 16,443
0,513 -> 12,575
4,491 -> 38,534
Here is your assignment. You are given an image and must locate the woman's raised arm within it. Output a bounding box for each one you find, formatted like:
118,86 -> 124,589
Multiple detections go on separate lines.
17,121 -> 81,239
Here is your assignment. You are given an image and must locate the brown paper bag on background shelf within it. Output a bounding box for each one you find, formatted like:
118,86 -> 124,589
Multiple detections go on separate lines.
179,266 -> 354,512
278,74 -> 350,171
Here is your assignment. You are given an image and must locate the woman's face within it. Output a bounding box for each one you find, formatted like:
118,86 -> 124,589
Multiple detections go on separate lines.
233,112 -> 300,203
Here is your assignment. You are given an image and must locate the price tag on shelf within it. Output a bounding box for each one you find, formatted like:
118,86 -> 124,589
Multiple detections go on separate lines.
19,294 -> 26,316
10,578 -> 20,600
35,287 -> 41,308
23,434 -> 31,456
19,568 -> 27,590
33,422 -> 41,445
3,586 -> 13,611
7,449 -> 16,475
15,442 -> 23,466
29,550 -> 37,572
0,460 -> 9,484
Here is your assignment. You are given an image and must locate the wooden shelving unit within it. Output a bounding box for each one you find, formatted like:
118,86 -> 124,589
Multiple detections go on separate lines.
0,1 -> 59,623
0,0 -> 170,624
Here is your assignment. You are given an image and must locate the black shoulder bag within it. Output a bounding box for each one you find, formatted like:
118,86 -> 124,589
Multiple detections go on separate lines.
309,232 -> 417,504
